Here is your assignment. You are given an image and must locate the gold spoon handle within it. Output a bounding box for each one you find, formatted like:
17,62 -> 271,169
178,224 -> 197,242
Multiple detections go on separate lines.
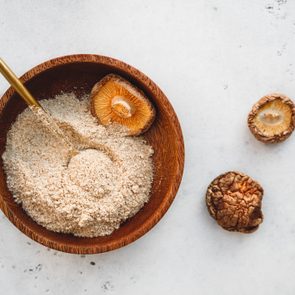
0,58 -> 42,108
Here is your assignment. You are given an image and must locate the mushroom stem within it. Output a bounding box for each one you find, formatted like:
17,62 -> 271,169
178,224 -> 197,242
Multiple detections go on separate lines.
111,96 -> 134,118
262,112 -> 281,124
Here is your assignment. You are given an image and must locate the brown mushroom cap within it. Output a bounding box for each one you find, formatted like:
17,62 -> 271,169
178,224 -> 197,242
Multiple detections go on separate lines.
206,171 -> 264,233
248,93 -> 295,143
90,74 -> 156,136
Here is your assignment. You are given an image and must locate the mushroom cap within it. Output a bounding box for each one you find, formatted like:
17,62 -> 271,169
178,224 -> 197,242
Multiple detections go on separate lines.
206,171 -> 264,233
248,93 -> 295,143
90,74 -> 156,136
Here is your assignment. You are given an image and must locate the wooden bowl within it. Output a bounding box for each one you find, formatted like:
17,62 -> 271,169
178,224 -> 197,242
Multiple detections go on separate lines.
0,54 -> 184,254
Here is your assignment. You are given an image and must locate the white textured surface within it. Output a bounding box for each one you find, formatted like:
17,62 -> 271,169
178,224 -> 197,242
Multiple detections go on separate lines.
0,0 -> 295,294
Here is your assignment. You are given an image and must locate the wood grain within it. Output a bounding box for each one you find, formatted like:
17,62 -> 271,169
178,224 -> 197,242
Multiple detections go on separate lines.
0,54 -> 184,254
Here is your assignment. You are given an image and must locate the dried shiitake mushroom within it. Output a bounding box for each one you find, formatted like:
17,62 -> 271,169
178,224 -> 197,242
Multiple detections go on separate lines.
206,171 -> 264,233
90,74 -> 155,135
248,93 -> 295,143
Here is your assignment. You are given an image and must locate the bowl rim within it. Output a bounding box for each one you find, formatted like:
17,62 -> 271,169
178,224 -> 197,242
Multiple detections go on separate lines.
0,54 -> 185,254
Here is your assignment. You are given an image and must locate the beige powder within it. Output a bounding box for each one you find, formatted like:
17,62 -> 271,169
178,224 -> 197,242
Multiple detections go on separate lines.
2,93 -> 154,237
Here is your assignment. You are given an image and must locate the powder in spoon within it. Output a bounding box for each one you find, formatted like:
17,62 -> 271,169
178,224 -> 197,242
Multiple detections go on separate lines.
2,93 -> 154,237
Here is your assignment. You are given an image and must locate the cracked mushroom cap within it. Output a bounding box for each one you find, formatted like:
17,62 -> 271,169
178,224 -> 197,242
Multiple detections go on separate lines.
248,93 -> 295,143
206,171 -> 264,233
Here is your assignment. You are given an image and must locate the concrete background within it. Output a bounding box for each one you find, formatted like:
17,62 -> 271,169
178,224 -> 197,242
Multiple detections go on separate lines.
1,0 -> 295,294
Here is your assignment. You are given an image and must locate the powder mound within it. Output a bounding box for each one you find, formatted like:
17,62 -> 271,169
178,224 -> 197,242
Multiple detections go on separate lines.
66,149 -> 116,198
2,93 -> 154,237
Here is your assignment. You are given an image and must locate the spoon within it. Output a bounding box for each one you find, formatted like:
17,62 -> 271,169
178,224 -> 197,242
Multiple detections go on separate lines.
0,58 -> 117,163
